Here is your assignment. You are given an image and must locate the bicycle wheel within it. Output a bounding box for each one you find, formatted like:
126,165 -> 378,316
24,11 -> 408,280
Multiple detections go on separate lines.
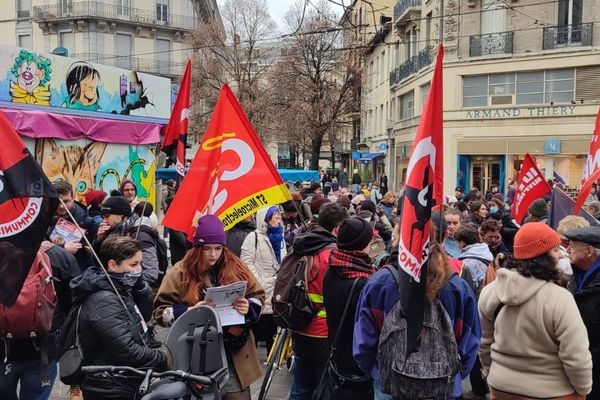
258,328 -> 288,400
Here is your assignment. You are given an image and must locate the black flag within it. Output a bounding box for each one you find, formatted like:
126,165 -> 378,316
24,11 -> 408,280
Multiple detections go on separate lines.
0,110 -> 58,306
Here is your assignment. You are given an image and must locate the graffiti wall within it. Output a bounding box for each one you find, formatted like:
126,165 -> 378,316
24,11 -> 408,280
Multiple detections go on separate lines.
23,138 -> 156,206
0,44 -> 170,119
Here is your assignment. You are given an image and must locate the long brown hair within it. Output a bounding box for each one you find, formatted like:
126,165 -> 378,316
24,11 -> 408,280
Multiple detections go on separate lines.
425,243 -> 451,301
180,246 -> 254,305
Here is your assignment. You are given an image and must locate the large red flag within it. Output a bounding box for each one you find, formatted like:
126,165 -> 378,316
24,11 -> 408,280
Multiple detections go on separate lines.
161,59 -> 191,177
163,84 -> 292,236
511,153 -> 551,223
0,110 -> 58,306
396,45 -> 443,355
575,107 -> 600,212
397,44 -> 444,283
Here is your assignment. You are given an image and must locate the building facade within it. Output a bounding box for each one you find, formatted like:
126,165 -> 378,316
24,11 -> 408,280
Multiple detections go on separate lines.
0,0 -> 221,79
363,0 -> 600,195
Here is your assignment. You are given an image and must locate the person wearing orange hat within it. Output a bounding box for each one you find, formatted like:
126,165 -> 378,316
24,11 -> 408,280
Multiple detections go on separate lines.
478,222 -> 592,399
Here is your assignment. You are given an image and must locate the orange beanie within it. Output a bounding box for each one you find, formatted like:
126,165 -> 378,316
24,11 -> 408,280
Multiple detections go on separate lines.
513,222 -> 561,260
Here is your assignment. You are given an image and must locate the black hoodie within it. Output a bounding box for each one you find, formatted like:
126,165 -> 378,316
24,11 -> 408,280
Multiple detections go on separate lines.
69,267 -> 167,399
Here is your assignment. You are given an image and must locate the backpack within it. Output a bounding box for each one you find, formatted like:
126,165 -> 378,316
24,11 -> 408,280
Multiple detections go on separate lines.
0,242 -> 56,339
272,245 -> 334,331
378,266 -> 461,399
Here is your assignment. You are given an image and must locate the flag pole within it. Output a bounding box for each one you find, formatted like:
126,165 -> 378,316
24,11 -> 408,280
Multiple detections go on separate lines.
58,198 -> 131,315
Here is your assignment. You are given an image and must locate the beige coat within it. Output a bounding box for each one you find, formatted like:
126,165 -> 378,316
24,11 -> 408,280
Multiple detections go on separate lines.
479,268 -> 592,397
240,207 -> 287,314
154,261 -> 265,389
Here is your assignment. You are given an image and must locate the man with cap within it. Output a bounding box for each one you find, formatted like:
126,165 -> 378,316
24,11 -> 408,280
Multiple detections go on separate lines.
525,198 -> 548,224
566,226 -> 600,399
455,186 -> 465,201
323,217 -> 376,398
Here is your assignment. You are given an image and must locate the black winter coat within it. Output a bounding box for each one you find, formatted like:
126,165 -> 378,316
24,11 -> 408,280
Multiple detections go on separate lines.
226,220 -> 257,257
70,267 -> 167,399
570,268 -> 600,399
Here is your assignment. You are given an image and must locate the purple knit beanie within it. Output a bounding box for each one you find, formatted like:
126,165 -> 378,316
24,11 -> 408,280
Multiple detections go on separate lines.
193,215 -> 226,247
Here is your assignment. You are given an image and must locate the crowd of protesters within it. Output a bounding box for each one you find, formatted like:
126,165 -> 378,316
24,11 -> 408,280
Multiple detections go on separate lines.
2,171 -> 600,400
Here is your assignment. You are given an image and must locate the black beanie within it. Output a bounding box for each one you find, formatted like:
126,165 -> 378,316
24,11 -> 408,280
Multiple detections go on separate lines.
337,217 -> 373,251
101,196 -> 132,217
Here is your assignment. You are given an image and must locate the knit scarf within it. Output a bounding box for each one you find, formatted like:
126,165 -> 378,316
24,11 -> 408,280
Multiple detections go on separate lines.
328,249 -> 376,279
267,225 -> 283,264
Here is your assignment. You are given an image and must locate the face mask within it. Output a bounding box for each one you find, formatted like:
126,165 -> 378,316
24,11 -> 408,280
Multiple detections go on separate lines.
110,269 -> 142,288
490,207 -> 499,213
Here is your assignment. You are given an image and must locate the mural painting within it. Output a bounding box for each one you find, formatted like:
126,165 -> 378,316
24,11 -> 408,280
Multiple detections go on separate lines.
25,138 -> 156,206
0,45 -> 171,119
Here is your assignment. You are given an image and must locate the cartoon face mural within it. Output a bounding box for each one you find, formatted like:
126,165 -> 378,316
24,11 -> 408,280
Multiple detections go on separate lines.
25,138 -> 157,206
9,50 -> 52,105
0,44 -> 171,119
65,62 -> 101,111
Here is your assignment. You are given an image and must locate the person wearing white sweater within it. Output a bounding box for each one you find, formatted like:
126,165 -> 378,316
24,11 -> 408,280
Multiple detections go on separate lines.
478,222 -> 592,400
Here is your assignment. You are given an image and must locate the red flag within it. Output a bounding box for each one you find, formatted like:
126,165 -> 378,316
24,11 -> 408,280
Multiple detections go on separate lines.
397,45 -> 444,283
163,84 -> 292,237
0,110 -> 58,306
511,153 -> 552,223
161,59 -> 191,177
575,107 -> 600,212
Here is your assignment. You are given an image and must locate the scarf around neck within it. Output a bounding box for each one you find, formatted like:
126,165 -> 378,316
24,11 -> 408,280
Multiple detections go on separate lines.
328,249 -> 376,279
267,225 -> 283,263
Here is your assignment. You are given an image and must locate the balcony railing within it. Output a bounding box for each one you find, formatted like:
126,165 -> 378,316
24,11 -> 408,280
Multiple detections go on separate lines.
543,23 -> 593,50
389,46 -> 434,86
71,52 -> 185,77
469,31 -> 513,57
33,2 -> 199,31
394,0 -> 421,24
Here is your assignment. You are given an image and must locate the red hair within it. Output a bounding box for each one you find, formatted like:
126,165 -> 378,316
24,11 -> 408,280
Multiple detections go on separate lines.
180,246 -> 253,305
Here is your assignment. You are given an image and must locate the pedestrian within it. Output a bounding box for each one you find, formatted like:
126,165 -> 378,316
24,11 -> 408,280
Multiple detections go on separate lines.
85,189 -> 108,219
370,183 -> 382,204
444,208 -> 463,258
70,235 -> 168,400
281,200 -> 301,250
226,216 -> 256,257
555,216 -> 589,286
480,219 -> 510,258
455,186 -> 465,201
565,225 -> 600,399
338,168 -> 349,188
586,201 -> 600,220
506,179 -> 516,206
524,198 -> 549,224
288,203 -> 347,400
322,217 -> 375,399
379,174 -> 388,196
484,184 -> 500,202
120,179 -> 140,208
352,169 -> 361,193
465,200 -> 488,229
380,192 -> 396,218
479,222 -> 592,399
240,206 -> 287,352
154,215 -> 265,400
353,215 -> 481,399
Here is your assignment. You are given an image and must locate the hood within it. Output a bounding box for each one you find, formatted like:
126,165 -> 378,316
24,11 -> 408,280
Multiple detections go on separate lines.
293,225 -> 336,255
493,268 -> 548,306
459,243 -> 494,263
132,215 -> 157,230
255,207 -> 270,233
70,266 -> 118,303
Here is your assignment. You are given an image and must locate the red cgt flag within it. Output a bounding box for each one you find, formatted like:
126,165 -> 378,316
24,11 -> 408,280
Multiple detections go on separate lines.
163,84 -> 292,237
397,44 -> 444,283
161,59 -> 191,177
511,153 -> 552,223
575,107 -> 600,213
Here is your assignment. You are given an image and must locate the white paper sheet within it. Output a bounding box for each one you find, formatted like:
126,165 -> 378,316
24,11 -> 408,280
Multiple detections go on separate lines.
205,281 -> 247,326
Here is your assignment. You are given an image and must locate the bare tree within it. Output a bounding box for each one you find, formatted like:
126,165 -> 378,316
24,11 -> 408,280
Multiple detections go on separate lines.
270,0 -> 360,170
188,0 -> 277,140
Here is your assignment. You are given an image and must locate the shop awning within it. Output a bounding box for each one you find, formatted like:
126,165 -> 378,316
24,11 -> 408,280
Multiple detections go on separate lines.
358,152 -> 385,161
156,168 -> 319,183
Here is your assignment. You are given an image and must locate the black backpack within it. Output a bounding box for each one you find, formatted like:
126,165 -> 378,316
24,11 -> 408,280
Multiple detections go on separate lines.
272,245 -> 335,331
377,266 -> 461,399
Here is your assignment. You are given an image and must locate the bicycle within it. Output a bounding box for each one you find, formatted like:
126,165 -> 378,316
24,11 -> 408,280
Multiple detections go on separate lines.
258,327 -> 294,400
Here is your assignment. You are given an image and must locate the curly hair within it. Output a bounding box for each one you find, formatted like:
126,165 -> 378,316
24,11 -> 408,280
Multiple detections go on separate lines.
180,246 -> 254,305
425,243 -> 451,301
503,252 -> 560,283
480,219 -> 501,235
10,50 -> 52,86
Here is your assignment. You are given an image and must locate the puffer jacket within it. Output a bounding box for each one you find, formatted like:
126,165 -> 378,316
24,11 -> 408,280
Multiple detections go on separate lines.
240,207 -> 287,314
226,220 -> 256,257
70,267 -> 167,399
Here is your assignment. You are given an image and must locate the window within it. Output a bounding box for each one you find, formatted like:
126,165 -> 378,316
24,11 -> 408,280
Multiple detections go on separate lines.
463,69 -> 575,107
60,0 -> 73,15
17,0 -> 31,18
421,82 -> 431,110
116,33 -> 132,69
391,98 -> 396,122
381,51 -> 385,83
18,34 -> 32,49
117,0 -> 131,17
156,38 -> 171,74
400,91 -> 414,120
425,13 -> 432,47
558,0 -> 582,27
380,104 -> 384,132
481,0 -> 506,34
156,1 -> 169,23
59,31 -> 74,52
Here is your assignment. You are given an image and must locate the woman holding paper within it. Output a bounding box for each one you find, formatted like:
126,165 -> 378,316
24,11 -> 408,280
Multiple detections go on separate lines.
154,214 -> 265,400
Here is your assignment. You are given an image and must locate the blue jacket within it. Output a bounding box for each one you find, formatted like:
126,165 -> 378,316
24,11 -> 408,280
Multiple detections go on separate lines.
353,265 -> 481,398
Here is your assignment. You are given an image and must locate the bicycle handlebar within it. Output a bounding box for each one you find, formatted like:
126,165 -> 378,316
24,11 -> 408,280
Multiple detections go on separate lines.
81,366 -> 213,386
